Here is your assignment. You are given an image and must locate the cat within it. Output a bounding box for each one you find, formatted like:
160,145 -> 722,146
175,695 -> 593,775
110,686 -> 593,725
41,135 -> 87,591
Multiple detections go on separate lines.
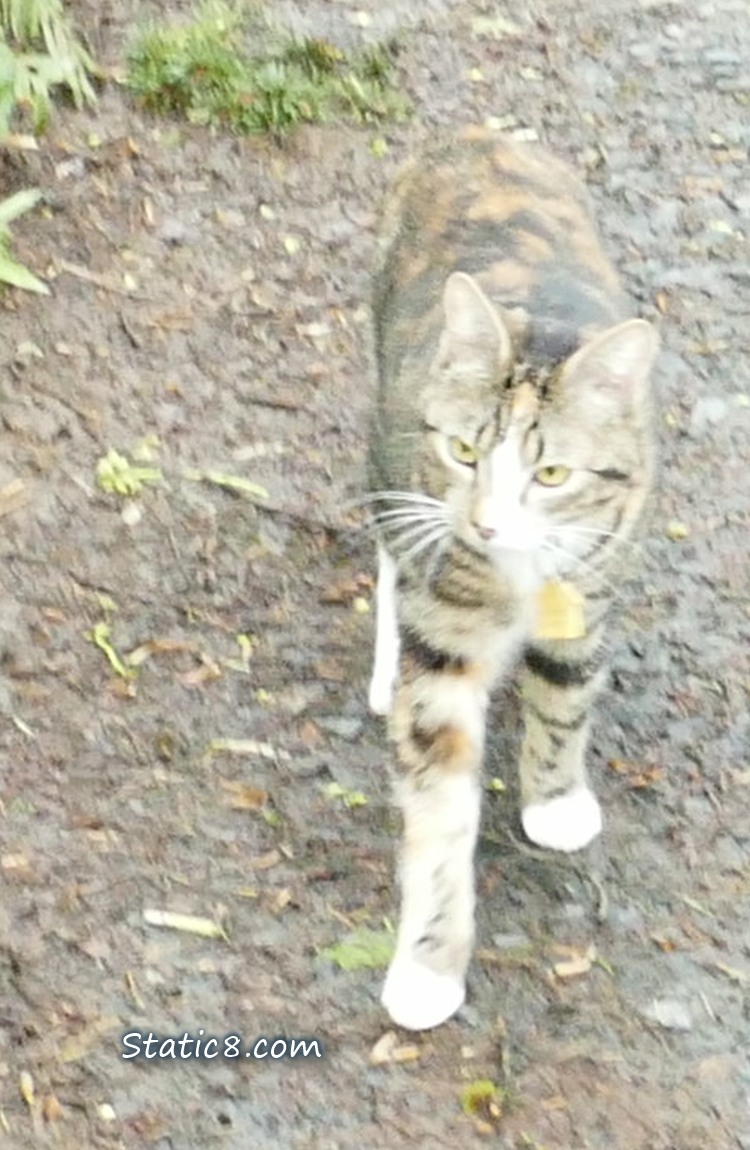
365,127 -> 658,1031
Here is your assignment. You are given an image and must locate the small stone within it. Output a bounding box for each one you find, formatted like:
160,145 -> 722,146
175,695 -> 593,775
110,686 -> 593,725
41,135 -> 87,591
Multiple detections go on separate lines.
491,931 -> 531,950
317,717 -> 364,741
642,998 -> 693,1031
704,48 -> 741,66
688,396 -> 729,436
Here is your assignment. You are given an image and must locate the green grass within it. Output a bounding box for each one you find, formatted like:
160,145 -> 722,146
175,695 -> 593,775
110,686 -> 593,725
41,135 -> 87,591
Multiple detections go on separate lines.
0,0 -> 97,135
0,0 -> 98,293
127,1 -> 408,138
0,187 -> 48,292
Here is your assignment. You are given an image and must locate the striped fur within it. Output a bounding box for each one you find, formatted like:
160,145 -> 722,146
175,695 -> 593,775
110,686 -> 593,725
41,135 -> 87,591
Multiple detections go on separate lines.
367,130 -> 658,1031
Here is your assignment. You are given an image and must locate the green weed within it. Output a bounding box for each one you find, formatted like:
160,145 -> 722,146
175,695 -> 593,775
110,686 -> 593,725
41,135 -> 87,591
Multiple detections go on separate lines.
0,1 -> 98,293
0,187 -> 48,293
0,0 -> 97,135
127,1 -> 408,138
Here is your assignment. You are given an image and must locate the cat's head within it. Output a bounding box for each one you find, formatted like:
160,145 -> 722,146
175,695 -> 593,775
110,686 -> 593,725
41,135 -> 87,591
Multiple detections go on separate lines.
416,272 -> 658,574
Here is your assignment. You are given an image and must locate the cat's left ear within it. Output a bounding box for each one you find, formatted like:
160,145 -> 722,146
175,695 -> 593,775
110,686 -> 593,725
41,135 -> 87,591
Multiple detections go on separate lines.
437,272 -> 513,379
561,319 -> 658,414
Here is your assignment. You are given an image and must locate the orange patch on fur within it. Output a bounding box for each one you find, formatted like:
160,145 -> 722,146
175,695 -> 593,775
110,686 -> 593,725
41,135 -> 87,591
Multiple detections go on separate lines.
431,725 -> 475,770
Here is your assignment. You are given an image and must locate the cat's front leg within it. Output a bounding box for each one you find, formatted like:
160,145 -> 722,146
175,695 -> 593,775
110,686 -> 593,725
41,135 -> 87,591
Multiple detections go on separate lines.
518,637 -> 607,852
381,640 -> 490,1030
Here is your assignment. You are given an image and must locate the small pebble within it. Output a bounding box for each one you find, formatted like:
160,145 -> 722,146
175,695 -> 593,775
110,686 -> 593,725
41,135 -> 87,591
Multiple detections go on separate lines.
642,998 -> 693,1031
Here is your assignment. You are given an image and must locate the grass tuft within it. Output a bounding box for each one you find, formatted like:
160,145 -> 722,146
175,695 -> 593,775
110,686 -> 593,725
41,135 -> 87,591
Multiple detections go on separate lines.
127,1 -> 408,138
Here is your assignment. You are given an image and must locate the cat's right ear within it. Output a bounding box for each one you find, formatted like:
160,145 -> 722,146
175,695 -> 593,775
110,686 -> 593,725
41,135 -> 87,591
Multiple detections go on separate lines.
436,272 -> 513,380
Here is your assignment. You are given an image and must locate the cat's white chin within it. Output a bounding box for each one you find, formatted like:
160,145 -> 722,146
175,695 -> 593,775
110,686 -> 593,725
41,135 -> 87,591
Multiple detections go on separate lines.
381,955 -> 465,1031
521,786 -> 602,852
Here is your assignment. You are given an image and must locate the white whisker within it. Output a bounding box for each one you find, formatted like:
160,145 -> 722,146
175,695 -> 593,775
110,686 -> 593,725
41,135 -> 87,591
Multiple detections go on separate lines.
361,508 -> 449,545
398,524 -> 451,567
355,490 -> 447,509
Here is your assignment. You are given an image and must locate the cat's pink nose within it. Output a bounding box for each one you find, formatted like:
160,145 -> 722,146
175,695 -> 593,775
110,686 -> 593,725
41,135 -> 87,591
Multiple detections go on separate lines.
473,522 -> 496,541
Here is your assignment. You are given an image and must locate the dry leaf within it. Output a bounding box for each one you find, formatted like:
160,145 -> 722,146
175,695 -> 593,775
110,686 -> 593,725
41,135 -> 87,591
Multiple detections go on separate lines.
652,935 -> 679,953
19,1071 -> 34,1106
125,638 -> 196,666
608,759 -> 664,789
142,909 -> 226,939
319,573 -> 373,605
219,780 -> 268,811
710,961 -> 750,984
248,848 -> 282,871
369,1031 -> 422,1065
267,888 -> 293,914
207,738 -> 290,761
0,479 -> 27,518
41,1094 -> 64,1122
552,943 -> 597,979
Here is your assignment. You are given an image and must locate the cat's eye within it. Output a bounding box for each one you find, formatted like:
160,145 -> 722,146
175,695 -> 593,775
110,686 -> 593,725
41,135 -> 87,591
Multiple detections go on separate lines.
534,464 -> 571,487
448,437 -> 480,467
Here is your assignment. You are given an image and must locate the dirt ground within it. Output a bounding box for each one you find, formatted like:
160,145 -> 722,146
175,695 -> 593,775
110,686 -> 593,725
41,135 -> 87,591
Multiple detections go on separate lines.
1,0 -> 749,1146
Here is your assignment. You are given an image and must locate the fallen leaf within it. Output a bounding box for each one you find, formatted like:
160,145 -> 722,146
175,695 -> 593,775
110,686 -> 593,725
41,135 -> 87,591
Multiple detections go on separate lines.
41,1094 -> 64,1122
142,909 -> 226,939
319,573 -> 373,605
0,479 -> 27,518
266,888 -> 293,914
19,1071 -> 34,1106
651,935 -> 679,953
369,1031 -> 422,1065
323,782 -> 368,809
607,759 -> 664,789
125,638 -> 197,667
180,660 -> 222,687
207,738 -> 290,761
709,961 -> 750,984
220,780 -> 268,811
321,927 -> 394,971
184,469 -> 268,502
552,944 -> 596,979
249,849 -> 282,871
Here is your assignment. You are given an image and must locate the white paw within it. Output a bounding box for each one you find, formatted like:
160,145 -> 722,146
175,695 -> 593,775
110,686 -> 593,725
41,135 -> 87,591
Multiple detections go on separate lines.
368,673 -> 394,717
521,787 -> 602,852
381,955 -> 465,1030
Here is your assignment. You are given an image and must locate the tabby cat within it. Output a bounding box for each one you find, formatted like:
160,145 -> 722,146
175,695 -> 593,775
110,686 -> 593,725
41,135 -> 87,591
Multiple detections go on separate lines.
366,128 -> 658,1031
